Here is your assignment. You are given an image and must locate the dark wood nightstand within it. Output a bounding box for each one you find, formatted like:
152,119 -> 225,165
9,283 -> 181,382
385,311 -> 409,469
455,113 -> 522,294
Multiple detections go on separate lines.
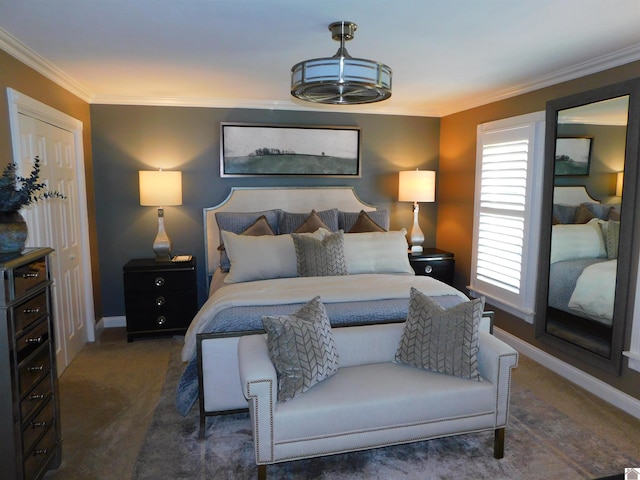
123,257 -> 198,342
408,248 -> 455,285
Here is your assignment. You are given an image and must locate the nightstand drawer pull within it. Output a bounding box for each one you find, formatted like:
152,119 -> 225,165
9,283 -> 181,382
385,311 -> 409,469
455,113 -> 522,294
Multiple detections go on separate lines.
154,276 -> 165,287
156,315 -> 167,326
155,296 -> 165,307
424,265 -> 433,274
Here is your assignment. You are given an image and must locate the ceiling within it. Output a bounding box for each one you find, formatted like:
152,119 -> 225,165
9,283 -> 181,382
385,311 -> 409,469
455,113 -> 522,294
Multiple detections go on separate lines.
1,1 -> 640,117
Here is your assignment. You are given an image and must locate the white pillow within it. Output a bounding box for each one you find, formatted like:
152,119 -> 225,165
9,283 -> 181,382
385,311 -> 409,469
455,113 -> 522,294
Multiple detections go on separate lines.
222,231 -> 297,283
343,229 -> 413,274
222,229 -> 330,283
550,219 -> 606,264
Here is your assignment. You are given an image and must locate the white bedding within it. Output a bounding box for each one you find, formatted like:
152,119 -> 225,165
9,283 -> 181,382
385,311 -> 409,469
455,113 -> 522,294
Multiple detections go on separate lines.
181,273 -> 468,362
568,259 -> 617,325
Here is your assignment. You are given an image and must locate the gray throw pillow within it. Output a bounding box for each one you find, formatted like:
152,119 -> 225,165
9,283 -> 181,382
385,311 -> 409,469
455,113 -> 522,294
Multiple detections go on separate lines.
279,209 -> 339,234
291,230 -> 348,277
395,288 -> 484,381
339,209 -> 390,232
263,296 -> 339,402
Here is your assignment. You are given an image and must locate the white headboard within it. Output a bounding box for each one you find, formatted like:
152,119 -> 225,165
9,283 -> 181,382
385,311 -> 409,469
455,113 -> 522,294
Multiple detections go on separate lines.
553,186 -> 600,206
203,187 -> 377,276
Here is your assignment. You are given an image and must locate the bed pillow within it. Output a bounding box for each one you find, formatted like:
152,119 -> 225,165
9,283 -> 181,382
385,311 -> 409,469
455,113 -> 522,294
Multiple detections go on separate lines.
221,230 -> 297,283
215,210 -> 281,271
579,202 -> 612,221
606,220 -> 620,260
552,204 -> 578,224
395,288 -> 483,381
279,209 -> 339,234
550,219 -> 607,264
292,230 -> 348,277
342,229 -> 413,274
574,204 -> 596,224
263,296 -> 339,402
339,210 -> 389,232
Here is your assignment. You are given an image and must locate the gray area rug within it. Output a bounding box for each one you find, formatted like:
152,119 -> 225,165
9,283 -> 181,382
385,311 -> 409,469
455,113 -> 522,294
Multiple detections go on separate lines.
133,340 -> 635,479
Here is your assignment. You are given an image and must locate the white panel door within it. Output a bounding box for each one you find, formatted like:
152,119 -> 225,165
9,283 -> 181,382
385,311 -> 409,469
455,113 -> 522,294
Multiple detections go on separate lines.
16,113 -> 87,374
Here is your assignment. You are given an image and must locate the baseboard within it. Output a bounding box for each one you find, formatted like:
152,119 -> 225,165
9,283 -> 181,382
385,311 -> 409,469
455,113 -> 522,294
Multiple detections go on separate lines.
101,316 -> 126,328
494,327 -> 640,420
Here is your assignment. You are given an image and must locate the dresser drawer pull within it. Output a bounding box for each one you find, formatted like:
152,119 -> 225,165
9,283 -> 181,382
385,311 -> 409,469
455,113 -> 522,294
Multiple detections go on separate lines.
424,265 -> 433,274
29,420 -> 47,429
22,271 -> 40,279
23,307 -> 41,314
27,365 -> 45,372
154,276 -> 165,287
155,296 -> 165,307
26,335 -> 44,344
29,393 -> 46,401
33,448 -> 48,456
156,315 -> 167,326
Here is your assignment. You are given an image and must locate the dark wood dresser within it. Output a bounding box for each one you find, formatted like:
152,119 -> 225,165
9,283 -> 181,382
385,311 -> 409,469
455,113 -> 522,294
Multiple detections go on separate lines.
0,247 -> 61,480
123,257 -> 198,342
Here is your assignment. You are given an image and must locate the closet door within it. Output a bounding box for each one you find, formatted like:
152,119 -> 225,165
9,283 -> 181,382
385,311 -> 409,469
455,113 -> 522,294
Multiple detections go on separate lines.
15,111 -> 89,374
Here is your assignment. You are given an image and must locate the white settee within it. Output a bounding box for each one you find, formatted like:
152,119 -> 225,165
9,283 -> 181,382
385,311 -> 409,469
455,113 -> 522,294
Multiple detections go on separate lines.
238,321 -> 519,479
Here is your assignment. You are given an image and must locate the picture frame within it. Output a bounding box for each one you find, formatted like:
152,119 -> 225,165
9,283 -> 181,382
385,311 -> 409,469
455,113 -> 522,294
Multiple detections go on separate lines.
220,123 -> 361,177
555,137 -> 592,176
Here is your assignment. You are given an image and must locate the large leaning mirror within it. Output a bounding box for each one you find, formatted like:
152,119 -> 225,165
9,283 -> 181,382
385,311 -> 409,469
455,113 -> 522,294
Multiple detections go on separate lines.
536,79 -> 640,374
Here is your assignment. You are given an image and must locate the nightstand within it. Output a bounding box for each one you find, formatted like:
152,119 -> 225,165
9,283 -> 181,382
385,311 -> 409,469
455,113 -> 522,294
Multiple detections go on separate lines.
123,257 -> 198,342
408,248 -> 455,285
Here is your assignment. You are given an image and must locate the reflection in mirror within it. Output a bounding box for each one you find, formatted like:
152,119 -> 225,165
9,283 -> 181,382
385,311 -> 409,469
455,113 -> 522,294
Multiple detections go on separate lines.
546,95 -> 629,359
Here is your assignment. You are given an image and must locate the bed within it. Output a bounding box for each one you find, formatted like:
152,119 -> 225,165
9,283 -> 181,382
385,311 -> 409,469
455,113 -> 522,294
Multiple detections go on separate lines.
175,187 -> 482,436
547,186 -> 620,331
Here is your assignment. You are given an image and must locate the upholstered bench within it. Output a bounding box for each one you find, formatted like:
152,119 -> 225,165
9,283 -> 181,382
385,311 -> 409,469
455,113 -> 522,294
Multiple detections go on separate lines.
238,303 -> 518,479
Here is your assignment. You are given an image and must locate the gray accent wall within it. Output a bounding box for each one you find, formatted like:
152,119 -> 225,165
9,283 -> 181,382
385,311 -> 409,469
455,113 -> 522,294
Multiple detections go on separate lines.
90,105 -> 440,315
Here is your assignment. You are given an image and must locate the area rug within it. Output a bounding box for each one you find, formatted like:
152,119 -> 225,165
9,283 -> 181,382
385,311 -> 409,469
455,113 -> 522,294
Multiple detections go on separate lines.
133,339 -> 636,480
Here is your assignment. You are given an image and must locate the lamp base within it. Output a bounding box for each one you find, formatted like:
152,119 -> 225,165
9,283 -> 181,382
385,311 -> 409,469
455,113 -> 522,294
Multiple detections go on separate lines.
408,201 -> 425,254
410,245 -> 423,254
153,208 -> 173,262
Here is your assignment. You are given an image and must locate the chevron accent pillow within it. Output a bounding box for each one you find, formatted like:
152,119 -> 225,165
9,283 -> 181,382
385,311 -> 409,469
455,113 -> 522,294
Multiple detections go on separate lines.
263,296 -> 339,402
395,288 -> 484,381
291,230 -> 348,277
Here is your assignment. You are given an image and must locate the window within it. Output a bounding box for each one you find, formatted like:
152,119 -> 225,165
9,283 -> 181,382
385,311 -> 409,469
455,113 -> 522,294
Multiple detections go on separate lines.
470,112 -> 545,323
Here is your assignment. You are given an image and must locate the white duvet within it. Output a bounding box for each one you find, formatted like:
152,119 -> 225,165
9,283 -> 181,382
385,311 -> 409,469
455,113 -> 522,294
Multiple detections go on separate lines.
181,273 -> 468,362
568,259 -> 616,325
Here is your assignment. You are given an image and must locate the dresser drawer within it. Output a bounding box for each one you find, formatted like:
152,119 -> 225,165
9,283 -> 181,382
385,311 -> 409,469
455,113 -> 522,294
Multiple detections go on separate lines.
16,319 -> 49,362
13,258 -> 48,299
22,399 -> 54,456
126,310 -> 191,332
124,270 -> 195,293
124,290 -> 196,313
14,291 -> 48,335
23,422 -> 57,480
21,375 -> 52,423
19,344 -> 51,397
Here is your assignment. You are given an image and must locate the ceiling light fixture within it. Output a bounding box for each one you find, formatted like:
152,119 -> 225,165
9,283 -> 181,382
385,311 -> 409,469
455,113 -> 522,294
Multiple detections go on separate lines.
291,21 -> 392,105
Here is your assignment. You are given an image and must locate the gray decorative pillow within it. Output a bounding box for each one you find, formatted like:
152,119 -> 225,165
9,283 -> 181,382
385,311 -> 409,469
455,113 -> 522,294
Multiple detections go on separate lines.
215,210 -> 281,271
339,209 -> 390,232
279,209 -> 339,234
395,288 -> 484,381
263,296 -> 339,402
552,204 -> 578,224
291,230 -> 348,277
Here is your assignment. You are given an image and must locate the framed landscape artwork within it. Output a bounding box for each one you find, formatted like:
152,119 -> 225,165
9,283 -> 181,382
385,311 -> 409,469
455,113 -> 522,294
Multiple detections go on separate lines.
555,137 -> 592,176
220,123 -> 361,177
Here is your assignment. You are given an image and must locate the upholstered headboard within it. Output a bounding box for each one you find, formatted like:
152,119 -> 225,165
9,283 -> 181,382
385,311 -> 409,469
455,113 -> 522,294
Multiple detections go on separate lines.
553,185 -> 600,206
203,187 -> 377,277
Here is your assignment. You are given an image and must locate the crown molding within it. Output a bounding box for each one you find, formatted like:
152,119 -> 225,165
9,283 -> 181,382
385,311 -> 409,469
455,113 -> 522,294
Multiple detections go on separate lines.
0,27 -> 94,102
440,43 -> 640,117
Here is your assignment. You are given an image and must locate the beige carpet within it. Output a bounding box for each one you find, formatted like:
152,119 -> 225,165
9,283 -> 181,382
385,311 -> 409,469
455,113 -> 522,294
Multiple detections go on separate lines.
45,327 -> 640,479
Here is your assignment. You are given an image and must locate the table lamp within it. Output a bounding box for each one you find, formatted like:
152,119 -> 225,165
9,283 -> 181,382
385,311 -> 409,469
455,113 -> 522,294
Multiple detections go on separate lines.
398,169 -> 436,253
139,170 -> 182,262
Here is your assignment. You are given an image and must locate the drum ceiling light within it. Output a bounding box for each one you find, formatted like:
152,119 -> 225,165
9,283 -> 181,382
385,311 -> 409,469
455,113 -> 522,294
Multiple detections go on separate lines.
291,21 -> 392,105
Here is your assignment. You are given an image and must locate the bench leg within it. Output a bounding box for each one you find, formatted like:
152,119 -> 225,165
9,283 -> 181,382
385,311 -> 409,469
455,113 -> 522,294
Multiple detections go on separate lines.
258,464 -> 267,480
494,427 -> 505,459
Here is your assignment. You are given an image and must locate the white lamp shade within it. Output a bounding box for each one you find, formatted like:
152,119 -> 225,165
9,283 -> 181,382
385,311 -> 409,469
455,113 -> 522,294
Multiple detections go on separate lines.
398,170 -> 436,203
616,171 -> 624,197
139,170 -> 182,206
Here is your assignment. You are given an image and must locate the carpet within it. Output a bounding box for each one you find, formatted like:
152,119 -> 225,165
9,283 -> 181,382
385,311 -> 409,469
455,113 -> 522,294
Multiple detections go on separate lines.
133,339 -> 636,480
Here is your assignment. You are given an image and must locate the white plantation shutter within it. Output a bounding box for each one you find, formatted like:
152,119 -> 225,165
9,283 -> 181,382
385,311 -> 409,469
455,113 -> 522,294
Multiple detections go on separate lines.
470,112 -> 545,323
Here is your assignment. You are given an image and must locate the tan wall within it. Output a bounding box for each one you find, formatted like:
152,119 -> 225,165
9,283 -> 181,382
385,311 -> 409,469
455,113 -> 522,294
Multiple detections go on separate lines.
438,60 -> 640,399
0,50 -> 101,319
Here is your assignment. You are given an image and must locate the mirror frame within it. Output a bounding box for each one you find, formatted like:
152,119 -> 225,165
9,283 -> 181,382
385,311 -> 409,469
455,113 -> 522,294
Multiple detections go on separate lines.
536,78 -> 640,375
